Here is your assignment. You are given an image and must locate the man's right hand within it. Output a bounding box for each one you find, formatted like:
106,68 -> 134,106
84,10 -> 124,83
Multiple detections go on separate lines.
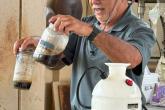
13,36 -> 40,54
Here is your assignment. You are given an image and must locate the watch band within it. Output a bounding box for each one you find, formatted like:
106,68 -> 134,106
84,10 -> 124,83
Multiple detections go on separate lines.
87,24 -> 101,41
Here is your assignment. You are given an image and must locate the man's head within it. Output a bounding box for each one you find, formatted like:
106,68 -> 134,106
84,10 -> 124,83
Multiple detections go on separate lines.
89,0 -> 128,24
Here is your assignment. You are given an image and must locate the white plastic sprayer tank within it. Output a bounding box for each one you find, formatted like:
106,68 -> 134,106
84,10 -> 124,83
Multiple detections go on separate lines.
91,63 -> 142,110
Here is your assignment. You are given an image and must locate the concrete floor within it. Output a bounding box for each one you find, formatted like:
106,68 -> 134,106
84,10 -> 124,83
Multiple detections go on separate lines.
147,105 -> 165,110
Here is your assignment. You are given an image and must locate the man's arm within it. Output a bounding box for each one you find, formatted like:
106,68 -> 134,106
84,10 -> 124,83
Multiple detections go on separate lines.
93,32 -> 142,69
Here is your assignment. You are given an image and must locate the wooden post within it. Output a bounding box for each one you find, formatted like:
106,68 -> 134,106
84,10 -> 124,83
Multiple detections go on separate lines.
20,0 -> 55,110
0,0 -> 19,110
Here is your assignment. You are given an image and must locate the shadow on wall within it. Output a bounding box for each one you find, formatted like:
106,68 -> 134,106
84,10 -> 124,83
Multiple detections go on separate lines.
46,0 -> 83,26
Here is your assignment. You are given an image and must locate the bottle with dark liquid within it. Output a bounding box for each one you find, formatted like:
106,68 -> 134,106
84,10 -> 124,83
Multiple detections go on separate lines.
33,54 -> 61,67
33,23 -> 68,64
13,47 -> 35,89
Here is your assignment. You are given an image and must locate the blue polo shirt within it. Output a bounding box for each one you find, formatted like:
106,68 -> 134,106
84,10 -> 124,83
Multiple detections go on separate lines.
63,5 -> 155,110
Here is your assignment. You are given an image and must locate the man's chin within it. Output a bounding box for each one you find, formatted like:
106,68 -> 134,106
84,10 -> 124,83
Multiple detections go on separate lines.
95,16 -> 107,24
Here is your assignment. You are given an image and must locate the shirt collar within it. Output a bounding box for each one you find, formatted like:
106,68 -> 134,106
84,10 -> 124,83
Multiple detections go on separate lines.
112,5 -> 134,32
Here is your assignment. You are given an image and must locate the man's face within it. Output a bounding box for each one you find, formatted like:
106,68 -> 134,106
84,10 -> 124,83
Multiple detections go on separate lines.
89,0 -> 117,23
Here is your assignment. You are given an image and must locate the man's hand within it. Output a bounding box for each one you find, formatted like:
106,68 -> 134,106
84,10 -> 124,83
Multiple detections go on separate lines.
13,36 -> 39,54
49,14 -> 93,37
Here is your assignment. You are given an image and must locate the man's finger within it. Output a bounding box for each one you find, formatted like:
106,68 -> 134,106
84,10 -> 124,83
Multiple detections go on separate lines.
19,38 -> 35,51
54,17 -> 63,31
58,21 -> 70,33
13,38 -> 25,54
13,40 -> 20,54
64,24 -> 73,36
49,16 -> 58,23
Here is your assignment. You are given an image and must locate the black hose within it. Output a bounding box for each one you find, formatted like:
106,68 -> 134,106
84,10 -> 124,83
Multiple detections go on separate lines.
142,105 -> 148,110
76,66 -> 107,109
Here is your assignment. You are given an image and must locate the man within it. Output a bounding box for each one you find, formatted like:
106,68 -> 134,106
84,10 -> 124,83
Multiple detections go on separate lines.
13,0 -> 155,110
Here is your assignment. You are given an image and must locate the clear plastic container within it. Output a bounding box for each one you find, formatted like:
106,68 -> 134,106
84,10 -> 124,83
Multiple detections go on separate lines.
13,47 -> 35,89
33,23 -> 69,64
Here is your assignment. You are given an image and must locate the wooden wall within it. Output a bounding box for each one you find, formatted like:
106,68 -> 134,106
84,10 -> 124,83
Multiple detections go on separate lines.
0,0 -> 19,110
20,0 -> 56,110
0,0 -> 55,110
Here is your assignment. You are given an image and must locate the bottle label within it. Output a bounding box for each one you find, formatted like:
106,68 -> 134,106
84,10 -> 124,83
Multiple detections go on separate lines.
34,39 -> 54,55
40,40 -> 54,49
13,53 -> 34,82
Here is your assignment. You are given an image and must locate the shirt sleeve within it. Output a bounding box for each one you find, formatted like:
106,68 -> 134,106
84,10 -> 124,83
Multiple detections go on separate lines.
127,26 -> 156,75
62,33 -> 79,65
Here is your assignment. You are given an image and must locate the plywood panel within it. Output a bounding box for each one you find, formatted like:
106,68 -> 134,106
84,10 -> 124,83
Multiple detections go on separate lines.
58,85 -> 71,110
0,0 -> 19,110
21,0 -> 54,110
59,66 -> 72,82
52,82 -> 71,110
52,82 -> 60,110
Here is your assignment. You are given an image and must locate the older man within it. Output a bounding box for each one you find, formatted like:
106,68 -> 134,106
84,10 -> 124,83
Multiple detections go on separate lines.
14,0 -> 155,110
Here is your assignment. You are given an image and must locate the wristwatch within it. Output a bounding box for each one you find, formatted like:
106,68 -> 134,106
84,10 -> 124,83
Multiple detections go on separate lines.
87,24 -> 101,42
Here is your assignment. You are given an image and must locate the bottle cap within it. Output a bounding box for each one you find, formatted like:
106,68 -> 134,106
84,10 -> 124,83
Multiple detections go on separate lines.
48,23 -> 56,31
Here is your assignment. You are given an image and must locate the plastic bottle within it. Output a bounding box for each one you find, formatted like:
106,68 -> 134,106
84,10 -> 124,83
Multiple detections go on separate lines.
33,23 -> 69,65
